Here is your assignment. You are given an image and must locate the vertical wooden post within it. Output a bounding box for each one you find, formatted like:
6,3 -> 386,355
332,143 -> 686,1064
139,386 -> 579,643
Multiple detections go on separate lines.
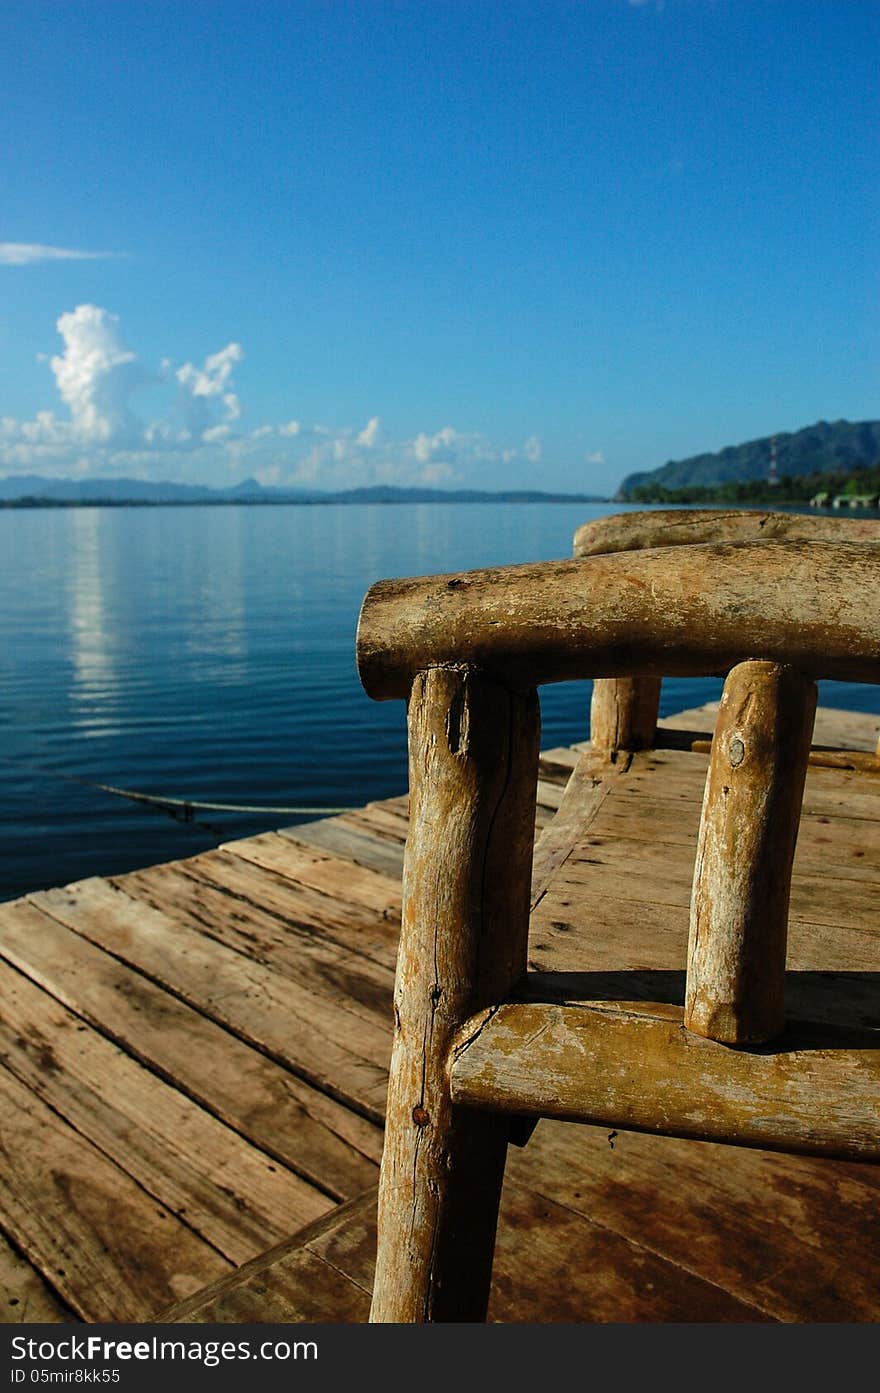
590,676 -> 662,754
686,660 -> 817,1044
369,666 -> 540,1323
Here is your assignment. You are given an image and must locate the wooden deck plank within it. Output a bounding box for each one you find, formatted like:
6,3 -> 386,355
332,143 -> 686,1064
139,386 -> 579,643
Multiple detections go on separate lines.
530,749 -> 624,907
161,1194 -> 376,1323
165,1178 -> 771,1324
657,700 -> 880,752
487,1178 -> 770,1323
555,836 -> 880,931
0,1230 -> 76,1323
507,1120 -> 880,1323
0,1059 -> 230,1322
112,856 -> 395,1023
338,803 -> 410,843
0,708 -> 877,1324
0,899 -> 382,1199
178,846 -> 400,970
593,793 -> 880,881
0,960 -> 331,1264
217,833 -> 404,918
279,818 -> 406,880
621,744 -> 880,821
30,878 -> 390,1122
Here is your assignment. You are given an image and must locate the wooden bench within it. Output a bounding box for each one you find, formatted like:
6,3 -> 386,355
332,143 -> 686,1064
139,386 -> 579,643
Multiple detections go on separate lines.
356,515 -> 880,1321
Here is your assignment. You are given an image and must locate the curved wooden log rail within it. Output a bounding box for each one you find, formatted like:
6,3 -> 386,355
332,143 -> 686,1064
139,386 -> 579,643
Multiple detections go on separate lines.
357,538 -> 880,701
574,510 -> 880,754
357,524 -> 880,1322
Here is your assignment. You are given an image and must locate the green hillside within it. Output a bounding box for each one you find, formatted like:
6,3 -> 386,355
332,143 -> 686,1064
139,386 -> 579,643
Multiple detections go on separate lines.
617,419 -> 880,501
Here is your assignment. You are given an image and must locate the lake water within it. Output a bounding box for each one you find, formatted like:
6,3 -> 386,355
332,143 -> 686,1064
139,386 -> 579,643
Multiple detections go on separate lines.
1,501 -> 877,901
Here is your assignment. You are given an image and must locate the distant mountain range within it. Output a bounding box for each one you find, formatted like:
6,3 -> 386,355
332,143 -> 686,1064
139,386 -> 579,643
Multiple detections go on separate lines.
617,419 -> 880,499
0,475 -> 607,506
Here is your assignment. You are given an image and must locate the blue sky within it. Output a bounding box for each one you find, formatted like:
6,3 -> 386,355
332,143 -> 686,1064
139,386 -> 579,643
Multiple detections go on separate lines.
1,0 -> 877,495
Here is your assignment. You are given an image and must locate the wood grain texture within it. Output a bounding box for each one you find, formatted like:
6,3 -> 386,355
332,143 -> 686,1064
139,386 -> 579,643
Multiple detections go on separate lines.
450,998 -> 880,1160
0,898 -> 382,1198
0,1060 -> 229,1322
161,1193 -> 377,1323
113,855 -> 395,1026
31,877 -> 390,1121
357,539 -> 880,699
686,661 -> 817,1043
0,1231 -> 75,1324
530,748 -> 625,908
573,508 -> 880,558
507,1119 -> 880,1322
589,676 -> 662,753
370,668 -> 540,1323
0,960 -> 331,1262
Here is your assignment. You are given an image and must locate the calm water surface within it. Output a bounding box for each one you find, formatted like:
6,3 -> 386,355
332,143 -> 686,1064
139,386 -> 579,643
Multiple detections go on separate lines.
1,502 -> 877,900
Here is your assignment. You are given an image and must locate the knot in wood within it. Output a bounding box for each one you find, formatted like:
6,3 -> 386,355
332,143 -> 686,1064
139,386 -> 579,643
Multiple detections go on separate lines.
728,736 -> 745,767
411,1105 -> 431,1127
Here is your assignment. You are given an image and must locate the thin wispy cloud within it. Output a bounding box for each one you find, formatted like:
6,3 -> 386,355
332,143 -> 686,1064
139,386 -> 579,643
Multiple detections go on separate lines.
0,242 -> 118,266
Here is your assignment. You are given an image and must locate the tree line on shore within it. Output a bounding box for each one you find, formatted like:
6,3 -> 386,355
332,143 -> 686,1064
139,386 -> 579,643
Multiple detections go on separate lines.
621,460 -> 880,506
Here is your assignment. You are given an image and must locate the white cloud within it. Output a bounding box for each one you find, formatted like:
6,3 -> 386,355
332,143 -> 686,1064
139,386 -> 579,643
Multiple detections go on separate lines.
176,342 -> 242,400
356,416 -> 380,448
1,304 -> 547,491
0,242 -> 117,266
586,450 -> 605,465
413,426 -> 459,463
51,305 -> 144,444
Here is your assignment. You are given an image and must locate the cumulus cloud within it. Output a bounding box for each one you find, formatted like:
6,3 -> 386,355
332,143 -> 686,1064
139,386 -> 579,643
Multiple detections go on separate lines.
50,305 -> 145,444
0,242 -> 117,266
356,416 -> 380,448
1,304 -> 545,490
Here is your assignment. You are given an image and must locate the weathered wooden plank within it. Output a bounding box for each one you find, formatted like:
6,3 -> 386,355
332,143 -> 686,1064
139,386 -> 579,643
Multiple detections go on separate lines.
529,889 -> 879,1034
218,833 -> 404,918
131,846 -> 401,972
622,747 -> 880,821
530,749 -> 625,908
0,899 -> 382,1198
554,834 -> 880,934
507,1119 -> 880,1322
113,857 -> 395,1024
31,879 -> 390,1120
167,1247 -> 373,1323
341,803 -> 410,841
0,1231 -> 76,1323
0,960 -> 330,1263
537,746 -> 581,774
357,540 -> 880,700
667,733 -> 880,774
162,1193 -> 377,1323
451,999 -> 880,1160
487,1178 -> 769,1323
165,1175 -> 770,1324
592,794 -> 880,882
0,1060 -> 229,1322
279,818 -> 406,880
659,701 -> 880,753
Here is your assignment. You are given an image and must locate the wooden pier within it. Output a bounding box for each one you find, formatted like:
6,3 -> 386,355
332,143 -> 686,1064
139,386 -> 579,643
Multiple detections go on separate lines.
0,699 -> 877,1323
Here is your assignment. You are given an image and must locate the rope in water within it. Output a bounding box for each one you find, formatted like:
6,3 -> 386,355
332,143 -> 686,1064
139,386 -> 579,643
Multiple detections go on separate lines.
0,756 -> 358,818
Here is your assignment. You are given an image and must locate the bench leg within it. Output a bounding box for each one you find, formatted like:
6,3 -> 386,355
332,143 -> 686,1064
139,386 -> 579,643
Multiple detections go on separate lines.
369,667 -> 540,1322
